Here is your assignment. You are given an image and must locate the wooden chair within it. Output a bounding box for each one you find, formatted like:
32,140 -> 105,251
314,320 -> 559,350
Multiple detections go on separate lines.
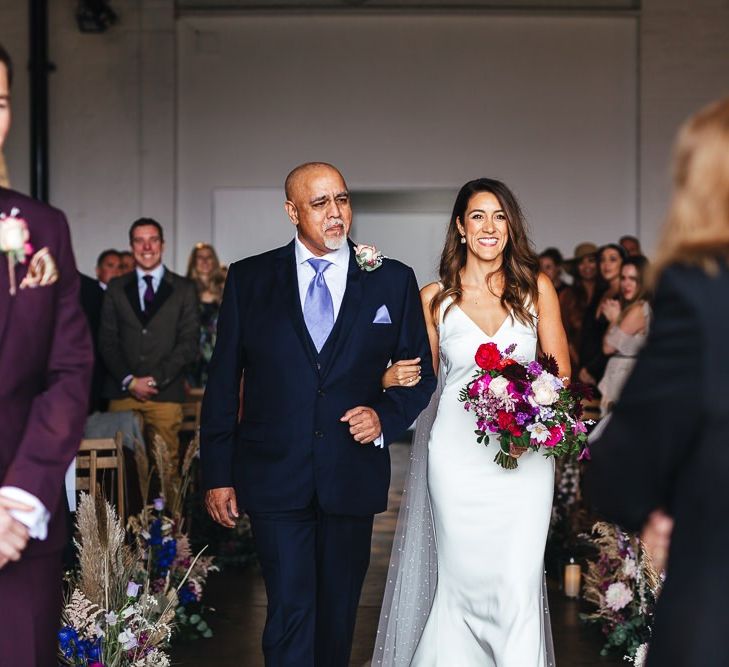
179,401 -> 202,437
76,432 -> 126,522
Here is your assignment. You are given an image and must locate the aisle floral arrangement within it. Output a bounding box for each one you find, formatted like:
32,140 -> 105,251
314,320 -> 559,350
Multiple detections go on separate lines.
459,341 -> 592,468
581,522 -> 663,666
59,436 -> 217,666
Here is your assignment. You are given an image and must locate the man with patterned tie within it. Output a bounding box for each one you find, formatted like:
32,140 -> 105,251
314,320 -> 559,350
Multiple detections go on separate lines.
201,162 -> 436,666
99,218 -> 199,466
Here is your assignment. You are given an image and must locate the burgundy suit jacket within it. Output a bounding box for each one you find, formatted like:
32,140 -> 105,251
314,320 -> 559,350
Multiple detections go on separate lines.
0,187 -> 92,557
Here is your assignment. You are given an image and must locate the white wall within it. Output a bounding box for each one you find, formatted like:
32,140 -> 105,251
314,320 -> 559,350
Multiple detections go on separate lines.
177,13 -> 638,274
1,3 -> 728,273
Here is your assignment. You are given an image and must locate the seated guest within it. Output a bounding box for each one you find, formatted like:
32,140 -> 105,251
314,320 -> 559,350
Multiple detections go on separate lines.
559,242 -> 599,378
597,255 -> 651,415
99,218 -> 199,468
587,96 -> 729,667
538,246 -> 567,292
619,234 -> 642,257
118,249 -> 135,274
95,248 -> 121,289
186,242 -> 225,388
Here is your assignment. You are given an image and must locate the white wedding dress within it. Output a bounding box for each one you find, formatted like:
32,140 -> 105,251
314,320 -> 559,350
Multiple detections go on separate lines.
374,297 -> 555,666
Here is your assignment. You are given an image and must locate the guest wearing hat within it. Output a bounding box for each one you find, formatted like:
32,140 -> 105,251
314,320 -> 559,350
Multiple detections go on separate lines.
559,242 -> 599,379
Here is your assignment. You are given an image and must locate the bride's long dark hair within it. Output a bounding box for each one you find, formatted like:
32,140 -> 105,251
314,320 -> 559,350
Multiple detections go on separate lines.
431,178 -> 540,327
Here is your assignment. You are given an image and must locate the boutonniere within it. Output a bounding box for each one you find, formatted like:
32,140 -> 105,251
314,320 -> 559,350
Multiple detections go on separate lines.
0,208 -> 33,295
354,243 -> 386,272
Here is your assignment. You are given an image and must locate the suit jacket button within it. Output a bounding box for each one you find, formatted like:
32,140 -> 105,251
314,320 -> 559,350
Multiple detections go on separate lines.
317,389 -> 325,397
142,328 -> 148,335
315,430 -> 323,438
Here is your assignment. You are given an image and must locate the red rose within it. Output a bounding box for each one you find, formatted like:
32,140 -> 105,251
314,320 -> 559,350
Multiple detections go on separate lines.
475,343 -> 501,371
498,357 -> 518,370
497,411 -> 515,430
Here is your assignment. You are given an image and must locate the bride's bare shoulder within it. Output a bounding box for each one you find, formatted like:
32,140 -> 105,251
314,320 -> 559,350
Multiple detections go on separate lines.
420,281 -> 442,303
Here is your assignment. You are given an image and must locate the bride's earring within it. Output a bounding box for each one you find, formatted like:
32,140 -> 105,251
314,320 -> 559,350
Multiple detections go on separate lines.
460,235 -> 466,245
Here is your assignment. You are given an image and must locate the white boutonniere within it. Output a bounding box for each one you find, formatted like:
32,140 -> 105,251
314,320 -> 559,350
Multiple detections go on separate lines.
0,208 -> 33,295
354,243 -> 385,272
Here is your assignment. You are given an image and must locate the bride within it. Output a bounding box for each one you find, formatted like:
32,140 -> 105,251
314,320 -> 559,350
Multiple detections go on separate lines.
374,178 -> 569,666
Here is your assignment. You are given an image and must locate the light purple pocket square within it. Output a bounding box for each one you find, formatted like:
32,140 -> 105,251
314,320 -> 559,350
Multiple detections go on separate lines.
373,304 -> 392,324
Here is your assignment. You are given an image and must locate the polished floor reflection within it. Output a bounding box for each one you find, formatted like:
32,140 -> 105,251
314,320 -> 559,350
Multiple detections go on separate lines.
173,443 -> 623,666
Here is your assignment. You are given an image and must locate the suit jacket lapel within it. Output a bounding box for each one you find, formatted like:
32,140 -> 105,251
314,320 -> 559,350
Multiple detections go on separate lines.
0,254 -> 12,348
124,275 -> 145,325
143,269 -> 173,322
275,241 -> 319,373
320,241 -> 363,379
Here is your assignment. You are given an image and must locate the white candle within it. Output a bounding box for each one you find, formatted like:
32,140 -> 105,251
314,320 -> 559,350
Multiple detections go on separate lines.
564,559 -> 581,598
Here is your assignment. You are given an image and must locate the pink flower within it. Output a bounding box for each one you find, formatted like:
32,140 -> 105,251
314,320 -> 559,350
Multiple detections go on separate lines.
544,425 -> 564,447
572,421 -> 587,435
578,447 -> 591,462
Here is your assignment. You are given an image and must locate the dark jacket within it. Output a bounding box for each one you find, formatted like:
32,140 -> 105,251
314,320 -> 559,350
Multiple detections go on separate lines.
99,267 -> 199,403
0,187 -> 93,556
200,239 -> 436,516
586,262 -> 729,667
79,273 -> 106,413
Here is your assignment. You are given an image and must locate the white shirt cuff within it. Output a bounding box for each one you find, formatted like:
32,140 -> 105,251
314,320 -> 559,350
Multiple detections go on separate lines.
374,433 -> 385,448
0,487 -> 50,540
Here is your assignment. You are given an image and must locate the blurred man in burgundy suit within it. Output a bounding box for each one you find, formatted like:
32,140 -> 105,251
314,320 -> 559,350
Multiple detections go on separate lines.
0,44 -> 93,665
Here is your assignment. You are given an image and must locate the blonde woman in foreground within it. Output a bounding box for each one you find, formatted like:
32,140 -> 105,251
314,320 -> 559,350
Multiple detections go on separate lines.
587,96 -> 729,667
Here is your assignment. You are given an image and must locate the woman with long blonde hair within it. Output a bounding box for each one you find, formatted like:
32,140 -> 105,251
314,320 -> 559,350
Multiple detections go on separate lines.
588,96 -> 729,667
186,242 -> 226,388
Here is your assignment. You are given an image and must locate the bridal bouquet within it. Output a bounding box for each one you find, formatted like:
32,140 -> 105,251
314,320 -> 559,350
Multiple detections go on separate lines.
459,342 -> 592,469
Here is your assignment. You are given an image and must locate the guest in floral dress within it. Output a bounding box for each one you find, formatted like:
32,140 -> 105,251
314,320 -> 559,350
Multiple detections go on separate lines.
186,243 -> 226,388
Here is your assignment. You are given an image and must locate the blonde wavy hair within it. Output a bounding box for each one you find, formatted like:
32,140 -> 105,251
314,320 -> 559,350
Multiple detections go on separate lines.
654,96 -> 729,278
186,242 -> 225,300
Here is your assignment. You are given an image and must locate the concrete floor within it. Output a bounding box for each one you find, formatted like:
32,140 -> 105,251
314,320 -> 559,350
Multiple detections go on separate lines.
173,443 -> 623,666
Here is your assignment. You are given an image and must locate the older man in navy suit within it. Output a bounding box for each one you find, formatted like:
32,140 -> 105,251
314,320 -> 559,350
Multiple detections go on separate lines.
0,43 -> 93,666
201,162 -> 436,666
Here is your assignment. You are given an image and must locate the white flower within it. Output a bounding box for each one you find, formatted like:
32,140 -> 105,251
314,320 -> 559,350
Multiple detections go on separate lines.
94,623 -> 105,638
105,611 -> 118,626
633,643 -> 649,667
118,628 -> 139,650
0,210 -> 29,253
354,243 -> 384,271
605,581 -> 633,611
531,372 -> 560,406
622,557 -> 638,579
488,376 -> 510,399
527,422 -> 551,444
126,580 -> 141,598
122,605 -> 137,619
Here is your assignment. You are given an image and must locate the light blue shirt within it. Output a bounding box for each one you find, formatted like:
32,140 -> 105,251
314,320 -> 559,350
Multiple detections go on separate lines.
136,264 -> 165,311
293,235 -> 384,448
294,234 -> 349,321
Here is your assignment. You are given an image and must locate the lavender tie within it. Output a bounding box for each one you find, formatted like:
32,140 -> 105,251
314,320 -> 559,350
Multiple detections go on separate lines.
303,258 -> 334,352
142,275 -> 155,312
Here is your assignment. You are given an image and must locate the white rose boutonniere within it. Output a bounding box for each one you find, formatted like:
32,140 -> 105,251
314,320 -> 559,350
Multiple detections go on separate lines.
0,208 -> 33,295
354,243 -> 385,272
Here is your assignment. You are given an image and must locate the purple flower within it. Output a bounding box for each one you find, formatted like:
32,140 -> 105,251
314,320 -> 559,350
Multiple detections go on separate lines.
573,421 -> 587,435
578,447 -> 591,461
515,412 -> 530,425
126,581 -> 141,598
153,497 -> 165,511
527,360 -> 543,376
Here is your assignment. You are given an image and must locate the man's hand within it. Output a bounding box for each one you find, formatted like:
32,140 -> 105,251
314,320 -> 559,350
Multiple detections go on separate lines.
130,376 -> 159,402
205,487 -> 240,528
641,509 -> 673,573
341,407 -> 382,444
0,496 -> 31,570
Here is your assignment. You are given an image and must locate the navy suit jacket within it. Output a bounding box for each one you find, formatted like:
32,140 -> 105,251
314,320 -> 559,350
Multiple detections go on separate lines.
200,239 -> 436,516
